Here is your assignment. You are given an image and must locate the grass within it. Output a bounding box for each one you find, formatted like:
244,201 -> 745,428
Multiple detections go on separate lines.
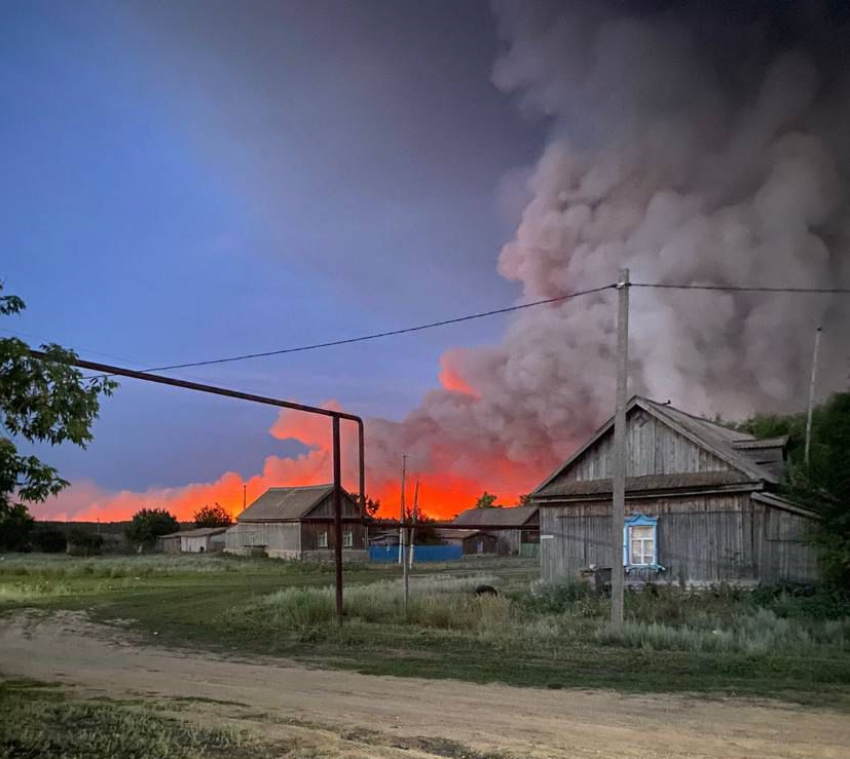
2,553 -> 849,707
0,679 -> 262,759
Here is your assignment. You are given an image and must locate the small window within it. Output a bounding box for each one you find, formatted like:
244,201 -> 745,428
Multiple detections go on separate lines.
629,525 -> 655,566
318,530 -> 328,548
623,515 -> 657,567
343,530 -> 353,548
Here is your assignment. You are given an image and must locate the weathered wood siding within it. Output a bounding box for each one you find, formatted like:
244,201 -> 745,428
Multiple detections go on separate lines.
300,521 -> 366,551
554,409 -> 730,484
540,494 -> 818,585
225,523 -> 301,558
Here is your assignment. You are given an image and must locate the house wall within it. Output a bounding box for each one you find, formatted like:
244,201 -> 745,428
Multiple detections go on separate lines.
553,410 -> 730,485
224,522 -> 301,558
540,493 -> 819,585
300,521 -> 366,551
182,536 -> 209,553
161,536 -> 181,554
461,533 -> 498,555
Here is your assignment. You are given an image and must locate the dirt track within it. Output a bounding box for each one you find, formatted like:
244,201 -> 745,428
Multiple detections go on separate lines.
2,611 -> 848,758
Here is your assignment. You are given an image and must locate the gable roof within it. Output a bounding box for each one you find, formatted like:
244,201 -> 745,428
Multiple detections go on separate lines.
237,484 -> 348,522
435,528 -> 493,540
533,396 -> 784,497
162,526 -> 229,538
453,505 -> 538,528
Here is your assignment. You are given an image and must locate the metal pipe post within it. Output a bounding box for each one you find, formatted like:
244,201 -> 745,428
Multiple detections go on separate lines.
332,416 -> 343,623
804,327 -> 822,466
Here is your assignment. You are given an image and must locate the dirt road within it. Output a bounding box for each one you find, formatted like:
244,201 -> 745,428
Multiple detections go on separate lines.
2,611 -> 848,759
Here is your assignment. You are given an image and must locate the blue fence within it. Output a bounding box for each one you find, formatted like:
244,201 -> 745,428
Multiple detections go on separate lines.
369,545 -> 463,563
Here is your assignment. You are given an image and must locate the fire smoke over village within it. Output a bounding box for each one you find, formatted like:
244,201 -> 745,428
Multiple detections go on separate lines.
38,0 -> 850,521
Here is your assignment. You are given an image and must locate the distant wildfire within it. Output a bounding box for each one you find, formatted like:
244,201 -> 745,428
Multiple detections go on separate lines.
35,0 -> 850,523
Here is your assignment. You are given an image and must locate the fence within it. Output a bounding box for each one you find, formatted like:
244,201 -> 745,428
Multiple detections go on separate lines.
369,544 -> 463,563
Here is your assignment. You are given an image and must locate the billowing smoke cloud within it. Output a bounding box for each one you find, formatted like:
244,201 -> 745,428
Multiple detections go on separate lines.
40,0 -> 850,520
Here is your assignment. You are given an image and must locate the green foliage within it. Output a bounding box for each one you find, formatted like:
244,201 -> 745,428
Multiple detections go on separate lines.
474,491 -> 500,509
734,392 -> 850,589
0,282 -> 117,524
193,502 -> 233,527
66,529 -> 104,557
30,525 -> 67,553
125,508 -> 179,548
0,680 -> 249,759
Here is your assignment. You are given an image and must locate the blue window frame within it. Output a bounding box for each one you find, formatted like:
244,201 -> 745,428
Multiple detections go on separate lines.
623,514 -> 658,567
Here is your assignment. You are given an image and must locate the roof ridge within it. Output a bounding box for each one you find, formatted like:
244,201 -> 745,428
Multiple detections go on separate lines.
641,397 -> 755,438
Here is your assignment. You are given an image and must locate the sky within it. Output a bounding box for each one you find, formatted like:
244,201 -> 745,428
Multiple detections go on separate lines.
1,1 -> 544,506
5,0 -> 849,521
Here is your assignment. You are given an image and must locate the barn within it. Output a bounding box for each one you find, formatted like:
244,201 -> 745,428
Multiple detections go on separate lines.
435,529 -> 498,555
531,397 -> 820,587
452,506 -> 540,556
224,484 -> 367,560
162,526 -> 228,554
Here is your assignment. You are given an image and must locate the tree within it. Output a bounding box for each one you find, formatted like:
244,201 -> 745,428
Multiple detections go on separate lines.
194,503 -> 233,527
518,493 -> 532,507
474,491 -> 500,509
735,392 -> 850,588
125,508 -> 179,550
66,529 -> 104,557
31,524 -> 67,553
1,283 -> 117,546
363,496 -> 381,519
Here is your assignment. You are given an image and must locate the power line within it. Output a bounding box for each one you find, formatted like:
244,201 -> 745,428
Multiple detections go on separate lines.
91,283 -> 616,377
632,283 -> 850,294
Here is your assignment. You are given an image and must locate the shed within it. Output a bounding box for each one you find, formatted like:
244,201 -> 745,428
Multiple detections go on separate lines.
435,529 -> 498,555
161,526 -> 228,554
453,506 -> 540,556
224,484 -> 367,561
531,396 -> 819,586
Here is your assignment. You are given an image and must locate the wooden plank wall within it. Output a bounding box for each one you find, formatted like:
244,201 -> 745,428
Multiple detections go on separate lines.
540,494 -> 819,585
557,411 -> 729,483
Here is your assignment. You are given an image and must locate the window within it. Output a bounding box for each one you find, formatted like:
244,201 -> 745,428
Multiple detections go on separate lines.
623,515 -> 657,567
318,530 -> 328,548
343,530 -> 353,548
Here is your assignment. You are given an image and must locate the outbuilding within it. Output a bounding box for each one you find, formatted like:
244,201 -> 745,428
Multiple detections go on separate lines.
532,396 -> 820,587
224,484 -> 367,560
161,526 -> 228,554
452,505 -> 540,556
435,529 -> 498,555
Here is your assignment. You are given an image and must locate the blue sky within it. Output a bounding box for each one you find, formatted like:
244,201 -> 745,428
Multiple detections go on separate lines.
1,1 -> 544,491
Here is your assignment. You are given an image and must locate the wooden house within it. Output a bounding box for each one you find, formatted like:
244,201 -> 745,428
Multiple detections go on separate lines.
531,397 -> 819,586
224,484 -> 367,560
452,506 -> 540,556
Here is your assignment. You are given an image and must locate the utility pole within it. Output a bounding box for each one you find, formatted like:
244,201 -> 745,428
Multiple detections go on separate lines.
611,268 -> 630,629
409,480 -> 420,569
398,454 -> 408,565
243,484 -> 247,512
804,326 -> 822,466
332,416 -> 343,623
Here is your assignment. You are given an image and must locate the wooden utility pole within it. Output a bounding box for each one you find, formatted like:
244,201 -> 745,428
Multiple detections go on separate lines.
409,480 -> 420,568
804,327 -> 822,466
611,268 -> 630,629
398,455 -> 408,564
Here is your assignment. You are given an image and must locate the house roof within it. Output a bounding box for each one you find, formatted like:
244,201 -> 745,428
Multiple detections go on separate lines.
237,484 -> 345,522
453,505 -> 538,527
162,526 -> 229,538
435,528 -> 492,540
533,396 -> 786,497
535,471 -> 758,499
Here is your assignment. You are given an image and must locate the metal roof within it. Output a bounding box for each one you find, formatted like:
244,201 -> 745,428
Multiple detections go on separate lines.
435,528 -> 493,540
453,505 -> 538,527
161,526 -> 229,538
237,484 -> 345,522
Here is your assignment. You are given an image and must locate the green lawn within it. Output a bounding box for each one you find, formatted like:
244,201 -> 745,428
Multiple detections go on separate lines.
2,553 -> 849,708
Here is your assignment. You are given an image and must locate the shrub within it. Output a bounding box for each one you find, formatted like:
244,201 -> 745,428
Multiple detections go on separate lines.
30,526 -> 67,553
125,508 -> 179,550
66,530 -> 104,557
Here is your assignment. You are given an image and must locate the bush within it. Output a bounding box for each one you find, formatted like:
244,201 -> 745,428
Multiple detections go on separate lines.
30,526 -> 67,553
125,508 -> 179,550
66,530 -> 104,557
